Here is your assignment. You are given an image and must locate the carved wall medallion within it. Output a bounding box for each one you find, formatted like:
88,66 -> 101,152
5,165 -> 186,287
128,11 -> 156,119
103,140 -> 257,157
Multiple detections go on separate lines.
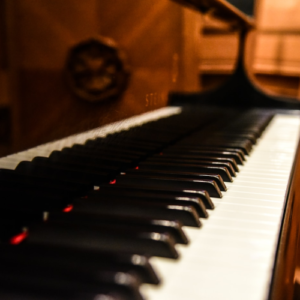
66,37 -> 130,103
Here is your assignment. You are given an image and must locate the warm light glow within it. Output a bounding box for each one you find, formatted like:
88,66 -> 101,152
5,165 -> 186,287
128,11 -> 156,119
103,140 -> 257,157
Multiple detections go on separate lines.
10,232 -> 28,245
110,179 -> 116,184
63,204 -> 73,212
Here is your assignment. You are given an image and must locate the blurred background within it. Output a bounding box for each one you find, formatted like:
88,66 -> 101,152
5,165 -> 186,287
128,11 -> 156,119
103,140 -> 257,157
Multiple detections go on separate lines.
0,0 -> 299,157
200,0 -> 300,98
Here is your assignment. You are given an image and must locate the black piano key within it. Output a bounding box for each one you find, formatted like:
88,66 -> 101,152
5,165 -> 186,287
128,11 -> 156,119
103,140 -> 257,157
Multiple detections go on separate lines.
0,290 -> 128,300
27,222 -> 179,259
0,261 -> 144,300
49,146 -> 136,162
0,177 -> 81,199
201,139 -> 253,155
0,168 -> 92,195
176,138 -> 252,155
47,154 -> 112,170
161,146 -> 243,165
56,148 -> 141,163
0,179 -> 77,199
85,138 -> 159,152
105,129 -> 179,144
114,173 -> 223,198
0,219 -> 28,243
72,198 -> 201,227
72,144 -> 145,156
212,132 -> 257,144
0,186 -> 201,227
100,135 -> 163,148
0,191 -> 72,212
127,168 -> 227,191
86,190 -> 207,219
139,161 -> 233,182
0,208 -> 44,225
178,150 -> 243,166
0,168 -> 90,196
98,184 -> 214,209
32,155 -> 127,174
0,244 -> 160,285
49,150 -> 132,169
176,146 -> 247,161
48,212 -> 188,245
15,160 -> 112,186
146,156 -> 236,177
69,146 -> 147,161
152,152 -> 240,171
79,137 -> 151,149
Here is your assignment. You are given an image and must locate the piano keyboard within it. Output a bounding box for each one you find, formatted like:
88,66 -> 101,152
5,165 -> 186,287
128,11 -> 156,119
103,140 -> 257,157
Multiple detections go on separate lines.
142,112 -> 300,300
0,107 -> 299,300
0,107 -> 182,170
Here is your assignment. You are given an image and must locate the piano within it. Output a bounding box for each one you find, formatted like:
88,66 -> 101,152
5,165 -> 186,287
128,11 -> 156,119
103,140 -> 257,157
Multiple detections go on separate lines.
0,0 -> 300,300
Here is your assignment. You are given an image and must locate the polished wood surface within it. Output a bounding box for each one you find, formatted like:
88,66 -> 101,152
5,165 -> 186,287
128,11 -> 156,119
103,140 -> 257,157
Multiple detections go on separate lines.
269,137 -> 300,300
4,0 -> 202,153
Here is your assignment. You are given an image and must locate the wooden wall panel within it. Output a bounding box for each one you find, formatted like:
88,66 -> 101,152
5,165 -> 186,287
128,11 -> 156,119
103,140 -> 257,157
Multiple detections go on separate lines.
256,0 -> 300,31
253,0 -> 300,76
17,0 -> 99,69
8,0 -> 202,152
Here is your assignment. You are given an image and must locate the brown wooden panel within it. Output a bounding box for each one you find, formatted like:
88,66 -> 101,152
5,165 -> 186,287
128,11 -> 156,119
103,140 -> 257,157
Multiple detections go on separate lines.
254,74 -> 300,98
8,0 -> 202,152
270,139 -> 300,300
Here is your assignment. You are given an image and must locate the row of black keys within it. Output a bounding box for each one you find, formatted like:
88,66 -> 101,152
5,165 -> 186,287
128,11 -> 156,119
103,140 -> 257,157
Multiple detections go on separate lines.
0,108 -> 273,300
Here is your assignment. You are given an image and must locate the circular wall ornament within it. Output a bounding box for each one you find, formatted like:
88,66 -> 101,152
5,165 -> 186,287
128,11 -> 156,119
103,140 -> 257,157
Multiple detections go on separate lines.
65,37 -> 130,103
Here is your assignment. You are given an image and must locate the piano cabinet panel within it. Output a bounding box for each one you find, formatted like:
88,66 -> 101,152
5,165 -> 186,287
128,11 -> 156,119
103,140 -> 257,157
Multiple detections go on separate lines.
4,0 -> 202,154
270,138 -> 300,300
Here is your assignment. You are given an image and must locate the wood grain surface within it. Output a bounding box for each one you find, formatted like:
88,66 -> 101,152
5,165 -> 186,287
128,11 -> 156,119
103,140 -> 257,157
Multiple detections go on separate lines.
6,0 -> 202,152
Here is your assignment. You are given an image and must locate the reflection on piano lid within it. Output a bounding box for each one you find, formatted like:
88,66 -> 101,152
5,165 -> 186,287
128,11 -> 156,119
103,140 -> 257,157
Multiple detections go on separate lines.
1,0 -> 300,300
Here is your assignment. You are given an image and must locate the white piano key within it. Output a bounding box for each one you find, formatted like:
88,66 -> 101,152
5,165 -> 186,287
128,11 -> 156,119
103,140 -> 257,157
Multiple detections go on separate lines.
230,180 -> 288,189
141,113 -> 300,300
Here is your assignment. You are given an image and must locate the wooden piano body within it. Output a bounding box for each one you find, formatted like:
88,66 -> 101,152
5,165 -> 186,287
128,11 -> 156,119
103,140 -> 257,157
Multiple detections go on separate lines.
1,0 -> 300,299
1,0 -> 205,154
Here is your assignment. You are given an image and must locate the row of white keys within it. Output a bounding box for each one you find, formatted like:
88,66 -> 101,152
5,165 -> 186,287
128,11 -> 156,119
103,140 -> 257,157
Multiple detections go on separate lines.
141,113 -> 300,300
0,107 -> 182,170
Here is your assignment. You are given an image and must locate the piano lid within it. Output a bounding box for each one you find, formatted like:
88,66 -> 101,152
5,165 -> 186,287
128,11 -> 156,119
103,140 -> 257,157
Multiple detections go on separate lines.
171,0 -> 255,29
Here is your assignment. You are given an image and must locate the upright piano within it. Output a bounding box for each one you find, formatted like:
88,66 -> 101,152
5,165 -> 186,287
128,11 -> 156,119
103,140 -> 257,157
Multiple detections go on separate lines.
0,1 -> 300,300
